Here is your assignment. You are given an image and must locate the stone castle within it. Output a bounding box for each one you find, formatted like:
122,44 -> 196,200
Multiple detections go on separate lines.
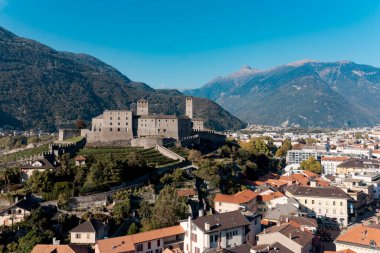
83,97 -> 205,148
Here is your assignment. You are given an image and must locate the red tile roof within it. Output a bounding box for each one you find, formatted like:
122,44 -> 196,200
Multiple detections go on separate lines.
177,189 -> 196,197
266,179 -> 289,187
75,155 -> 86,161
96,225 -> 184,253
321,156 -> 350,162
335,225 -> 380,248
214,189 -> 257,204
257,192 -> 285,202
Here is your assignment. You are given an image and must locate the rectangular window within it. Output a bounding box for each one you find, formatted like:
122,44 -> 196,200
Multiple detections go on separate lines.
76,233 -> 81,239
157,239 -> 160,247
136,244 -> 143,252
148,242 -> 151,249
192,234 -> 197,242
87,233 -> 90,239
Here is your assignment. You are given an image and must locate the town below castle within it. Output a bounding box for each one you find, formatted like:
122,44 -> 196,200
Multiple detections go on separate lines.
2,115 -> 380,253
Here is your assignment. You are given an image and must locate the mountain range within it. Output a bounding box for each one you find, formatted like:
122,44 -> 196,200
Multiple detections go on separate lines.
184,60 -> 380,128
0,27 -> 245,131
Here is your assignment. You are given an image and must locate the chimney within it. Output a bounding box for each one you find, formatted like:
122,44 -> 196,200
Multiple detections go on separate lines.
289,233 -> 292,239
199,209 -> 204,217
205,222 -> 210,231
285,217 -> 289,223
301,226 -> 305,232
52,238 -> 60,245
217,233 -> 222,250
14,196 -> 18,203
310,180 -> 317,188
263,229 -> 266,234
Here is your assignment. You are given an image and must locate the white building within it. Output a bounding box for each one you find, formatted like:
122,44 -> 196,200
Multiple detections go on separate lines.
181,211 -> 256,253
69,219 -> 108,244
284,185 -> 352,227
286,150 -> 318,164
0,198 -> 38,226
338,147 -> 372,158
321,156 -> 350,175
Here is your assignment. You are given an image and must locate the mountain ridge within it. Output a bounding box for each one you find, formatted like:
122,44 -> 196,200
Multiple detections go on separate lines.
0,26 -> 246,131
184,60 -> 380,128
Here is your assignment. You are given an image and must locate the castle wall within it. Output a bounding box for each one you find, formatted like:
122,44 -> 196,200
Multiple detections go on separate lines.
87,110 -> 134,144
131,138 -> 164,149
192,119 -> 204,131
155,145 -> 185,161
58,129 -> 81,141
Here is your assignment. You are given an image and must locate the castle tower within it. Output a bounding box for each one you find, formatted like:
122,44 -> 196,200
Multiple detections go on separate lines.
185,97 -> 193,119
137,99 -> 149,116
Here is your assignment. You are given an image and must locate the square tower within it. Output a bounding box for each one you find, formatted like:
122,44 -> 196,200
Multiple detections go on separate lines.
137,99 -> 149,116
185,97 -> 193,119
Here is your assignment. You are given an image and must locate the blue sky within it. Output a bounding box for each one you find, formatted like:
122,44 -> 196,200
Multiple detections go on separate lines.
1,0 -> 380,89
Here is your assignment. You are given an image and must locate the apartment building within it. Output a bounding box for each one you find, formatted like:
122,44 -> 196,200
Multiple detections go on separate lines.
284,185 -> 352,227
321,156 -> 350,175
286,150 -> 318,164
336,159 -> 380,174
181,211 -> 254,253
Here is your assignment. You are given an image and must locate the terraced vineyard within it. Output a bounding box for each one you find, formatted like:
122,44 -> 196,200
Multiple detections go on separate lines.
78,147 -> 178,167
0,144 -> 50,163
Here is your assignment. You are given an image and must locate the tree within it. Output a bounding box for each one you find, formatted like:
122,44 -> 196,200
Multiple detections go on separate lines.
7,242 -> 17,252
127,152 -> 146,168
127,223 -> 139,235
147,186 -> 188,230
84,161 -> 105,187
26,170 -> 54,193
57,153 -> 74,179
0,168 -> 20,187
300,157 -> 322,174
306,138 -> 319,144
75,119 -> 87,129
188,149 -> 202,162
112,199 -> 131,224
275,139 -> 292,157
240,138 -> 270,156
